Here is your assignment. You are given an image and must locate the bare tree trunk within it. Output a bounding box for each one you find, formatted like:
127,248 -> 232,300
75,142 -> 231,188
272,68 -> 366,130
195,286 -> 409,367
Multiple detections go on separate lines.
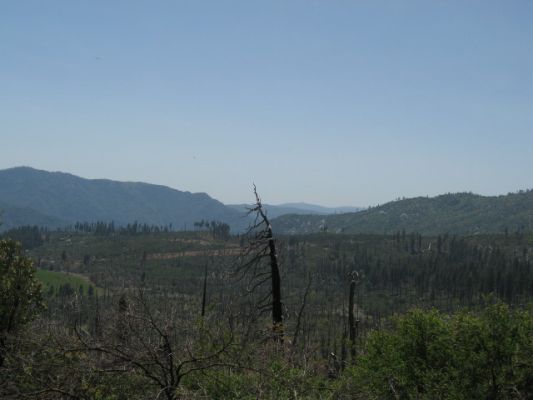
252,186 -> 283,341
267,225 -> 283,334
348,271 -> 359,362
201,262 -> 208,317
0,336 -> 5,369
292,275 -> 312,347
341,320 -> 347,369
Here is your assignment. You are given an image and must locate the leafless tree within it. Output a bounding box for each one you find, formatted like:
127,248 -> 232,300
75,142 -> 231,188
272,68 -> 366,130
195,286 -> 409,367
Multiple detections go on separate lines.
236,185 -> 283,342
72,290 -> 235,400
348,270 -> 360,362
292,274 -> 312,348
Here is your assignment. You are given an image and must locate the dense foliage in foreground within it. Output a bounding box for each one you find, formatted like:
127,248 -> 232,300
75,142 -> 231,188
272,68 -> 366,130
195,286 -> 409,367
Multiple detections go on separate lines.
342,304 -> 533,399
1,228 -> 533,398
2,295 -> 532,399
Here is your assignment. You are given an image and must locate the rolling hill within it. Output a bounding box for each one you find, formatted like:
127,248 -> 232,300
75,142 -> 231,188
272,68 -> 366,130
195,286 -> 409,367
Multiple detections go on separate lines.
0,201 -> 67,231
272,191 -> 533,235
3,167 -> 531,236
0,167 -> 249,232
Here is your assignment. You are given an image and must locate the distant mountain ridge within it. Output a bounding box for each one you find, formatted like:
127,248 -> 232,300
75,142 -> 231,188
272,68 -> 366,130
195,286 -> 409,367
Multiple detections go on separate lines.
3,167 -> 531,236
272,191 -> 533,235
0,167 -> 248,232
227,202 -> 362,219
276,202 -> 362,214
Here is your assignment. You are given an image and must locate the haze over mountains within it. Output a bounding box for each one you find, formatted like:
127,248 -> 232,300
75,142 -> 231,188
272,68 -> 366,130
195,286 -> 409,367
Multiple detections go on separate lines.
0,167 -> 248,232
227,203 -> 362,219
0,167 -> 360,232
1,166 -> 532,235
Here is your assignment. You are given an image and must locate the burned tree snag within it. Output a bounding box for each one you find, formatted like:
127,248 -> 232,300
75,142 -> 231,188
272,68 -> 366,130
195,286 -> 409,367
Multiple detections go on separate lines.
348,270 -> 359,361
238,185 -> 283,341
254,186 -> 283,338
292,274 -> 312,348
265,220 -> 283,333
201,262 -> 208,317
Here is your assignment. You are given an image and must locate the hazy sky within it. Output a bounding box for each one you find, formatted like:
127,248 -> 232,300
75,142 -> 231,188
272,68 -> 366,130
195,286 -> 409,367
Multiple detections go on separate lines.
1,1 -> 532,207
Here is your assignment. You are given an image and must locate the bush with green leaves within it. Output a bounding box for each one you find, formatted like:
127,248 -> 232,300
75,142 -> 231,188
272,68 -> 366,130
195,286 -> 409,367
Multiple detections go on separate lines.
339,303 -> 533,399
0,239 -> 43,367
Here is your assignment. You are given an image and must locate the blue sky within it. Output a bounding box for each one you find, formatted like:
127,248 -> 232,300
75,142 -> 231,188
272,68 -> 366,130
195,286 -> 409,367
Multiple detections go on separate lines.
1,1 -> 532,206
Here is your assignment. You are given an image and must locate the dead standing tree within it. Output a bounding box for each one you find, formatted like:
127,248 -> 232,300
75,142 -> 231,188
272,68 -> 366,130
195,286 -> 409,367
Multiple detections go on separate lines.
237,185 -> 283,341
72,290 -> 235,400
348,270 -> 360,362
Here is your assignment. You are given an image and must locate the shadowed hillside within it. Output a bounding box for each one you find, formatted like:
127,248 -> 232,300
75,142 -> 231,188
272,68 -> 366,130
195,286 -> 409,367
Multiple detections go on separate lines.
0,167 -> 248,232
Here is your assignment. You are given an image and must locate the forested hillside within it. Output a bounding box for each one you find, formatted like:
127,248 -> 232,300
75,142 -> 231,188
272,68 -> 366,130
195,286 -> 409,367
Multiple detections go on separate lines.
0,167 -> 248,232
273,190 -> 533,235
3,1 -> 532,398
0,202 -> 67,231
2,221 -> 532,398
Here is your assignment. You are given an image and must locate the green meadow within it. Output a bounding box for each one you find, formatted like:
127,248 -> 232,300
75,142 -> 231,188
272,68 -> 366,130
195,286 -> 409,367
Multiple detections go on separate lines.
36,268 -> 97,296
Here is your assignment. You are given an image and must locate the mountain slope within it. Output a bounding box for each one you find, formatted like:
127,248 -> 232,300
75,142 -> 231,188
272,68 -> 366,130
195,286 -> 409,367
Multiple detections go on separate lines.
0,202 -> 68,231
0,167 -> 248,232
272,191 -> 533,235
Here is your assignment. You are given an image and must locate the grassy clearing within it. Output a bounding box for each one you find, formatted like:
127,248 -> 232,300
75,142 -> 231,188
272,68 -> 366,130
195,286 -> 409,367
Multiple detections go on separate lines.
36,268 -> 97,295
